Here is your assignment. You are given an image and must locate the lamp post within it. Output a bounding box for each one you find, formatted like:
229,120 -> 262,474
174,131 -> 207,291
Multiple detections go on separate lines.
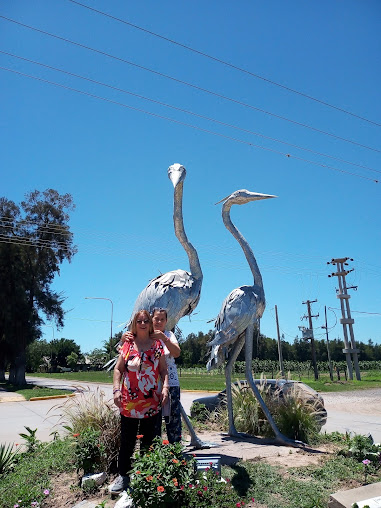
85,297 -> 114,360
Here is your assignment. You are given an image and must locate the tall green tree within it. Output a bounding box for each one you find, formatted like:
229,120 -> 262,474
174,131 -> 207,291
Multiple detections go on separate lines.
0,189 -> 76,385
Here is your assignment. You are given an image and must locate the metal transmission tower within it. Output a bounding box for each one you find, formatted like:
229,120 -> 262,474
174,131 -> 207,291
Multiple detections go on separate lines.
299,299 -> 319,381
327,257 -> 361,381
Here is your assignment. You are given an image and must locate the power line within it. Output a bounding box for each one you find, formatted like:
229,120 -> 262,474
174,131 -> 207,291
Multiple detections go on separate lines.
328,307 -> 381,316
2,50 -> 380,175
67,0 -> 381,128
1,15 -> 380,154
1,65 -> 379,184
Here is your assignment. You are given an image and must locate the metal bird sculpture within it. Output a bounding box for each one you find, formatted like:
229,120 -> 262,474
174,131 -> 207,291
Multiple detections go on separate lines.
207,189 -> 301,447
129,164 -> 203,330
128,163 -> 210,449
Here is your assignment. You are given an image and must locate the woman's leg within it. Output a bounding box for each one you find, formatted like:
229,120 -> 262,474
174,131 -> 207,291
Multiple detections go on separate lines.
140,413 -> 161,453
166,386 -> 182,444
119,415 -> 139,476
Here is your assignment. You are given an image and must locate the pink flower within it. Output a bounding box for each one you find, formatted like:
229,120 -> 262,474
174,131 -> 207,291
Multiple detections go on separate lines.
14,505 -> 19,508
362,459 -> 371,465
203,486 -> 208,491
188,484 -> 193,489
226,478 -> 231,482
252,498 -> 255,502
43,489 -> 50,496
236,503 -> 241,508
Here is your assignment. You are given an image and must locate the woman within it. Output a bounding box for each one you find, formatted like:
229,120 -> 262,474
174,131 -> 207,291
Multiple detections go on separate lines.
122,308 -> 182,444
111,309 -> 169,494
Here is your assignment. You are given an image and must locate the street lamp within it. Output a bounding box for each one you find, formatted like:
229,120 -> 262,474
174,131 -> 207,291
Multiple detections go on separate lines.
85,297 -> 114,360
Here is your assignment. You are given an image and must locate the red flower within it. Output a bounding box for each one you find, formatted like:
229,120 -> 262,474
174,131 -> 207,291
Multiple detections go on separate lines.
137,434 -> 144,439
73,433 -> 80,437
188,484 -> 193,489
172,459 -> 179,464
251,498 -> 255,502
226,478 -> 230,482
180,485 -> 184,491
162,439 -> 169,445
236,503 -> 241,508
136,471 -> 141,474
157,486 -> 165,493
203,486 -> 208,491
146,475 -> 153,481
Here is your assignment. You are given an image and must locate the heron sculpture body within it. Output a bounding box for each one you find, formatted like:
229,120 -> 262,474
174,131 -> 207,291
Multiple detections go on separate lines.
129,164 -> 202,330
207,189 -> 301,447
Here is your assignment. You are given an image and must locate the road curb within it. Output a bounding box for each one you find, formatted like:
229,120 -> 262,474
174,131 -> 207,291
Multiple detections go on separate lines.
29,393 -> 76,401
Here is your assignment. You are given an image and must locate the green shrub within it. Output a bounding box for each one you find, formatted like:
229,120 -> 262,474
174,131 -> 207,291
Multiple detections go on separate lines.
0,442 -> 20,474
130,437 -> 246,507
55,386 -> 120,472
73,427 -> 106,473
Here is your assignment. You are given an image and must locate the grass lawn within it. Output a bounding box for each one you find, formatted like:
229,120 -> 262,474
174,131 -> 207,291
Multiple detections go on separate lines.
1,434 -> 380,508
0,381 -> 75,401
29,370 -> 381,393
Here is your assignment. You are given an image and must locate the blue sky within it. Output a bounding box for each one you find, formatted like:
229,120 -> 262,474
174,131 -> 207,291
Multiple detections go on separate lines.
1,1 -> 380,354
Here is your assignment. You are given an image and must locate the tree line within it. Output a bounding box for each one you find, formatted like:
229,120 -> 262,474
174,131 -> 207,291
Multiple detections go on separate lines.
176,329 -> 381,368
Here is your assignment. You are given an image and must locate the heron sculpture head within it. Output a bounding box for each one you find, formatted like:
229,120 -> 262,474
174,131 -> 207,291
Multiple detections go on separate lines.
216,189 -> 277,206
168,163 -> 186,188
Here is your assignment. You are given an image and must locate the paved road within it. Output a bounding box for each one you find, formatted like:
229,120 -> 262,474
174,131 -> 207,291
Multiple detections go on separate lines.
1,376 -> 381,445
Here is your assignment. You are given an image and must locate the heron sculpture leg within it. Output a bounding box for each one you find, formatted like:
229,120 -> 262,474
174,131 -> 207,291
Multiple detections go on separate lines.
245,325 -> 304,448
225,334 -> 245,436
180,403 -> 215,449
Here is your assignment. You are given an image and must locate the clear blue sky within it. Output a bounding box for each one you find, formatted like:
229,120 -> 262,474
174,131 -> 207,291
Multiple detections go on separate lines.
1,1 -> 380,354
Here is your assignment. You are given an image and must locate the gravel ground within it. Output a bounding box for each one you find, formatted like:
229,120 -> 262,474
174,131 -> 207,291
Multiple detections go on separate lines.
323,388 -> 381,415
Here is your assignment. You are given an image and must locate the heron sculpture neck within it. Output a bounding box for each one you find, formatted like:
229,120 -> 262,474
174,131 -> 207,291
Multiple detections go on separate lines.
222,201 -> 263,290
173,180 -> 203,282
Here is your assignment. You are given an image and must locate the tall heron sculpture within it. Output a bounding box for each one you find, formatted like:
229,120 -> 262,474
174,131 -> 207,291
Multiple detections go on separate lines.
207,189 -> 300,447
128,163 -> 210,448
129,163 -> 202,329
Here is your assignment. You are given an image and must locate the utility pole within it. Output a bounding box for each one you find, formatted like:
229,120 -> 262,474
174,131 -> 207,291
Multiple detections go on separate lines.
327,257 -> 361,380
321,306 -> 334,381
300,299 -> 319,380
274,305 -> 285,378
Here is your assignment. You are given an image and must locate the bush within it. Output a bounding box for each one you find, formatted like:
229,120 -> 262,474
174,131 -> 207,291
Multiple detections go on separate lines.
130,437 -> 246,507
73,427 -> 106,473
54,386 -> 120,472
271,385 -> 320,443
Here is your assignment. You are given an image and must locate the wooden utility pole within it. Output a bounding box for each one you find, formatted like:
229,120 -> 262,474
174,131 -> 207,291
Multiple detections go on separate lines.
327,257 -> 361,380
274,305 -> 285,378
321,306 -> 334,381
301,299 -> 319,380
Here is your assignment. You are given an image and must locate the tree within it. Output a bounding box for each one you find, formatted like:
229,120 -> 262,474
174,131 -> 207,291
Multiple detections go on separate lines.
0,189 -> 76,385
66,352 -> 79,370
50,338 -> 81,370
25,339 -> 50,372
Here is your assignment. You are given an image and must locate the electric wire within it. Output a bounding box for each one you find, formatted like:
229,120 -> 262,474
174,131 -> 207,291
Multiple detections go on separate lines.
1,15 -> 380,154
1,66 -> 379,184
2,50 -> 379,175
67,0 -> 381,128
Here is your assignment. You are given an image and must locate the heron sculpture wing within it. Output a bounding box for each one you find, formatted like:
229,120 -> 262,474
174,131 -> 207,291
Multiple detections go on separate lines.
207,285 -> 264,369
130,268 -> 201,331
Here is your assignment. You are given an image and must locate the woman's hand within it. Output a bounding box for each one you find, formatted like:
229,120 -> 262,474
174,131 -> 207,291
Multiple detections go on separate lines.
113,389 -> 122,408
151,329 -> 167,342
161,386 -> 169,407
122,331 -> 134,343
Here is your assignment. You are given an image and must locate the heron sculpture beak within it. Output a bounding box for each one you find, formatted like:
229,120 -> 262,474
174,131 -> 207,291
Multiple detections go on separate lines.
215,190 -> 277,205
168,163 -> 186,187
